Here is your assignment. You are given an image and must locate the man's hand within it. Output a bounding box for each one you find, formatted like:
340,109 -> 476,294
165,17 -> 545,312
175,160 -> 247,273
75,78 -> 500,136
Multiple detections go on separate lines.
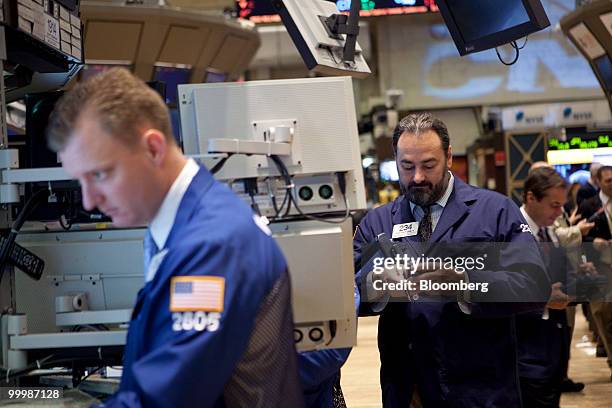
410,265 -> 465,298
578,261 -> 597,277
547,282 -> 570,310
576,218 -> 595,236
594,238 -> 611,251
568,207 -> 581,226
370,262 -> 410,300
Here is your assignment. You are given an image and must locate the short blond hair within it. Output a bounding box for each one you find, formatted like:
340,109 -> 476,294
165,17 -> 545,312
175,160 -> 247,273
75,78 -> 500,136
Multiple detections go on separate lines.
47,67 -> 174,152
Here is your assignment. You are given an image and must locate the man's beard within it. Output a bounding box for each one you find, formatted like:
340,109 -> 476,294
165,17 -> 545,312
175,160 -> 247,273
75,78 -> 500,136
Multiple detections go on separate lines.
401,167 -> 449,207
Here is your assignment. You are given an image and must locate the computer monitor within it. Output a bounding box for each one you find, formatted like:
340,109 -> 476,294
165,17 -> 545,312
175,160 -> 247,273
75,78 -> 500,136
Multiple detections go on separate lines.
593,54 -> 612,92
436,0 -> 550,56
177,77 -> 366,193
153,66 -> 191,106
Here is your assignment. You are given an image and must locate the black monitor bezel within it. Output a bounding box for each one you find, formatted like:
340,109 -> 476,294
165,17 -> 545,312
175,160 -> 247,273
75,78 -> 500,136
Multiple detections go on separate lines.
435,0 -> 550,56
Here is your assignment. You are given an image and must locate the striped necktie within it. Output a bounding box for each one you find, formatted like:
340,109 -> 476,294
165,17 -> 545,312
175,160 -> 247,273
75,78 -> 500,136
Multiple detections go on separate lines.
418,206 -> 433,242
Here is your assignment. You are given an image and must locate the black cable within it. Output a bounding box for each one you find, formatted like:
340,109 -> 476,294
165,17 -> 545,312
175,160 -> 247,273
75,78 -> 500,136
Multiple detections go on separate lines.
210,154 -> 233,175
495,41 -> 520,66
76,366 -> 104,388
269,155 -> 351,224
515,35 -> 529,50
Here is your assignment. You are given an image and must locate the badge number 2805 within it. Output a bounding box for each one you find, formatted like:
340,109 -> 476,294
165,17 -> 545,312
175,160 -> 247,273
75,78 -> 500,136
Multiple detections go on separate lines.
172,311 -> 221,332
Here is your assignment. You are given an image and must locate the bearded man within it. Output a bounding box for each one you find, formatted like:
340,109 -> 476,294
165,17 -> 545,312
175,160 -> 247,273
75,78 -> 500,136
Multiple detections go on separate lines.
353,112 -> 550,407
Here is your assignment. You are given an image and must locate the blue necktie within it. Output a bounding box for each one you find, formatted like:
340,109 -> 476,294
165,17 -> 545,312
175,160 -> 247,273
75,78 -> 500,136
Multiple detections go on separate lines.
143,229 -> 159,273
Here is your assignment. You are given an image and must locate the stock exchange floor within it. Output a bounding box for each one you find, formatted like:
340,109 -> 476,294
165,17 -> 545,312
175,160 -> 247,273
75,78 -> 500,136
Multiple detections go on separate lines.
342,313 -> 612,408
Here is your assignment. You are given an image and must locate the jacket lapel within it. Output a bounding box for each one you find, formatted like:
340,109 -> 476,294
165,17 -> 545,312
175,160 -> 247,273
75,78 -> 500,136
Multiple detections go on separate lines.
429,177 -> 474,242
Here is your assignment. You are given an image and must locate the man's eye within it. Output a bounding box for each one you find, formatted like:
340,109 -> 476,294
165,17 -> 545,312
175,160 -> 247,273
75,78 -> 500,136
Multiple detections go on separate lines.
93,171 -> 107,181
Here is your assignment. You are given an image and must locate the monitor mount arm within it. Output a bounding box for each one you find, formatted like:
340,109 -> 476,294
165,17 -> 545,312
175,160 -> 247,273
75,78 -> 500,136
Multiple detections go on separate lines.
320,0 -> 361,63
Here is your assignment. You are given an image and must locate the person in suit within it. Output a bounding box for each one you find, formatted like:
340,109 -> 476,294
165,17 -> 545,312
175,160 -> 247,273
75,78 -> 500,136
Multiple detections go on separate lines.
517,167 -> 576,407
579,165 -> 612,380
353,112 -> 549,407
46,68 -> 304,407
580,165 -> 612,242
576,163 -> 602,206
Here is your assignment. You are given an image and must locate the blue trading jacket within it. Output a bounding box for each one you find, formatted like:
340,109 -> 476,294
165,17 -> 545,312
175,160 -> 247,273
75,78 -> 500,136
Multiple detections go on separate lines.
354,176 -> 550,408
96,166 -> 304,408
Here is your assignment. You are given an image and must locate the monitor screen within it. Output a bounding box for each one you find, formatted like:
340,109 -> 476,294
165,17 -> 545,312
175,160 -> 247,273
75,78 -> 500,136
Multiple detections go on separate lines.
553,163 -> 590,184
446,0 -> 529,44
153,66 -> 192,106
379,160 -> 399,182
205,71 -> 227,83
593,54 -> 612,92
436,0 -> 550,55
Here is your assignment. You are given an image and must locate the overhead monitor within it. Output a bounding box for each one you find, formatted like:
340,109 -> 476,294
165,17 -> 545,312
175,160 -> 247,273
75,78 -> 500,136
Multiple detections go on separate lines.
435,0 -> 550,56
272,0 -> 371,78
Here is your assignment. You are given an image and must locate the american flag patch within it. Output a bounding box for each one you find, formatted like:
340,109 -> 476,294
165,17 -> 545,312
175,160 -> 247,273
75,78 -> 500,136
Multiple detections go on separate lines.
170,277 -> 225,312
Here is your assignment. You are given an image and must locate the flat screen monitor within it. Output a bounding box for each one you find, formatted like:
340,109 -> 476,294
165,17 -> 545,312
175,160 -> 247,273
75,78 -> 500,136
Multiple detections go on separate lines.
379,160 -> 399,182
593,54 -> 612,92
553,164 -> 591,184
153,66 -> 192,106
204,70 -> 227,83
436,0 -> 550,56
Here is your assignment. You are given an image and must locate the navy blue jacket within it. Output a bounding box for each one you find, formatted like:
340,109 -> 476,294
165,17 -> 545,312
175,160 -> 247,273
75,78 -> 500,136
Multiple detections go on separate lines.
354,177 -> 549,408
97,166 -> 304,408
516,243 -> 572,381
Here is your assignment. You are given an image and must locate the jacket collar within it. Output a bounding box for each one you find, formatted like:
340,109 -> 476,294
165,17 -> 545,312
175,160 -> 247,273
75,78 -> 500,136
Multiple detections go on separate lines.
164,165 -> 216,249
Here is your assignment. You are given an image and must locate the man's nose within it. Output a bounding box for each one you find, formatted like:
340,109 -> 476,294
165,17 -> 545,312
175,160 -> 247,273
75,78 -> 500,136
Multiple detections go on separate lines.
413,168 -> 426,184
81,182 -> 100,211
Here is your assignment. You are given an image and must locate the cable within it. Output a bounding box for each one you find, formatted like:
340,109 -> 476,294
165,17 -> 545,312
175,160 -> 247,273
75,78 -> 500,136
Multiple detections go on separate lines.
269,155 -> 351,224
515,35 -> 529,50
210,154 -> 233,175
76,366 -> 104,388
495,41 -> 520,66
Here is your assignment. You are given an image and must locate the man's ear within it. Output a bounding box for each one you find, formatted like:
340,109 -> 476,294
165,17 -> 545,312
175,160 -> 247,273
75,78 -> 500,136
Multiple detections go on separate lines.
525,191 -> 535,205
447,145 -> 453,168
142,129 -> 167,166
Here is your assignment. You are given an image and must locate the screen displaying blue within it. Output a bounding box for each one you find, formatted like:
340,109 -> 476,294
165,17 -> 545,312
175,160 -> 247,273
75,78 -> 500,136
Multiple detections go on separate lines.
446,0 -> 530,43
593,55 -> 612,92
153,66 -> 192,106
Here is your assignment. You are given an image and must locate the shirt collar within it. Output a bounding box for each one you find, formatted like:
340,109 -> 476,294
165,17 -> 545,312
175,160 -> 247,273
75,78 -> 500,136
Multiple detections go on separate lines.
600,190 -> 611,206
520,205 -> 542,238
149,158 -> 199,250
409,171 -> 455,212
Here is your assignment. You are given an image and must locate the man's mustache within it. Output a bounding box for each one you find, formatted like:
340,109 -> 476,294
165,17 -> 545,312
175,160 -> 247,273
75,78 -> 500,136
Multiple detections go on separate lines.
408,183 -> 433,190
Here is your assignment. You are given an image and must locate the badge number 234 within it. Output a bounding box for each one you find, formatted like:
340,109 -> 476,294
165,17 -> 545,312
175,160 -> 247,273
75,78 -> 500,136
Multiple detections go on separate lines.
172,311 -> 220,332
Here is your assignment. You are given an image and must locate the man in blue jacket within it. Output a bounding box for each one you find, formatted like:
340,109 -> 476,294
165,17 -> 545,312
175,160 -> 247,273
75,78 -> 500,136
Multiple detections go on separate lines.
354,112 -> 550,407
46,68 -> 304,407
517,167 -> 575,407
